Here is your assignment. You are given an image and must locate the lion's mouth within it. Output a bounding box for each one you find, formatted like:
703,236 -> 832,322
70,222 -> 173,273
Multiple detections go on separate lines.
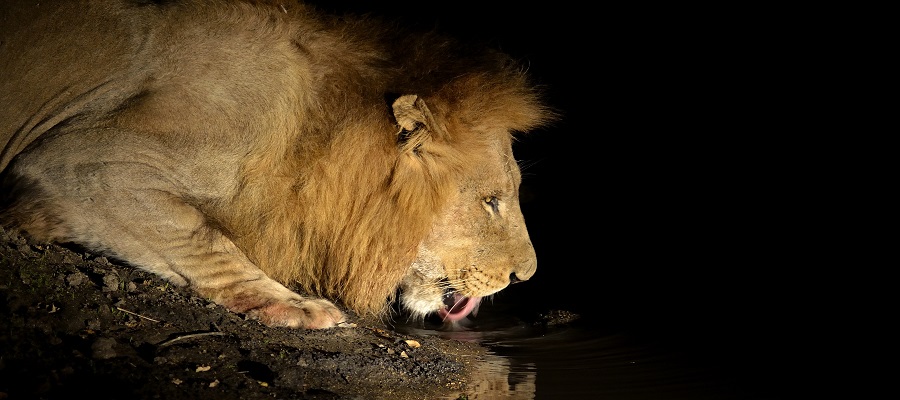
437,291 -> 482,322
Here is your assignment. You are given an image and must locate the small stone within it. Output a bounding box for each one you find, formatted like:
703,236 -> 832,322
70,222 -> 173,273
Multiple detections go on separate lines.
16,243 -> 35,256
62,253 -> 83,264
66,273 -> 86,287
91,337 -> 118,360
85,318 -> 102,331
102,274 -> 119,292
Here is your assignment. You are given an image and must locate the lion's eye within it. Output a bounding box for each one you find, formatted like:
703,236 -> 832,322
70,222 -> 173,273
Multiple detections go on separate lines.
484,196 -> 500,214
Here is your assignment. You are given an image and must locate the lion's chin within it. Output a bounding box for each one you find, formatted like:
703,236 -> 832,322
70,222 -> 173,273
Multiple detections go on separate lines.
437,292 -> 482,322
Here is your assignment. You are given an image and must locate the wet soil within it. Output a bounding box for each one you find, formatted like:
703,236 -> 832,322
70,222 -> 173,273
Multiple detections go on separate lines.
0,227 -> 487,399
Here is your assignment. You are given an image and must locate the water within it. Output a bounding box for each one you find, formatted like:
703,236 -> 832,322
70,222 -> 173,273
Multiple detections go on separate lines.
391,294 -> 786,399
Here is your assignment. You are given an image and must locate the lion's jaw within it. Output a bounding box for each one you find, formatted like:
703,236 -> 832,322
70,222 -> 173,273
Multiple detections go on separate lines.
400,234 -> 537,322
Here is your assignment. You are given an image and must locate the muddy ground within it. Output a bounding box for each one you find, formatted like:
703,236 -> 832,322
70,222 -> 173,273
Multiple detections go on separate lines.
0,227 -> 492,399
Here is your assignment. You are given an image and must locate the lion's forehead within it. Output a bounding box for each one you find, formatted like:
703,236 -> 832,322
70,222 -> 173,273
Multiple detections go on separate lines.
472,143 -> 521,191
456,165 -> 519,198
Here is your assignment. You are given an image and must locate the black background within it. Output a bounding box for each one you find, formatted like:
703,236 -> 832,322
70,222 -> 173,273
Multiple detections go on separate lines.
308,2 -> 815,397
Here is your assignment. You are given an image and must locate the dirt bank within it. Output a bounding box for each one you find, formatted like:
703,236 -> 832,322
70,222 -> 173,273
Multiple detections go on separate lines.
0,227 -> 488,399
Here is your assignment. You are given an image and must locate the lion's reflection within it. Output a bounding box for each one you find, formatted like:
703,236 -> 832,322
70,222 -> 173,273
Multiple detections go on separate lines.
452,353 -> 536,399
392,316 -> 539,399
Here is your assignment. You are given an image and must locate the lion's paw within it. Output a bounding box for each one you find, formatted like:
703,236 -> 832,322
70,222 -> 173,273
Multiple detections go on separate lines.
252,298 -> 346,329
212,285 -> 347,329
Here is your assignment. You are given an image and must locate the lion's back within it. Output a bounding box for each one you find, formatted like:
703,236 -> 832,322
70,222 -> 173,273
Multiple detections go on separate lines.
0,1 -> 326,171
1,1 -> 141,168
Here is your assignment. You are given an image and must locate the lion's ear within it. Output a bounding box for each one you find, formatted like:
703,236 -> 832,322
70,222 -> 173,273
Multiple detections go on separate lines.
391,94 -> 447,155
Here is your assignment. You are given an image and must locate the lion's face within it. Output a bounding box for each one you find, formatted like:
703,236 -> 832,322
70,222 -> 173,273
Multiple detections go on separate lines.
399,137 -> 536,322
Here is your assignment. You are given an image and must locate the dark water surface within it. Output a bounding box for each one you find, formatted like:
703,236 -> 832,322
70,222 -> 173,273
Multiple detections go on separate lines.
392,288 -> 791,400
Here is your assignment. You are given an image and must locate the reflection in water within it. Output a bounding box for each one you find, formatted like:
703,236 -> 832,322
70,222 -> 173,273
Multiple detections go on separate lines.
463,354 -> 536,400
390,307 -> 760,400
392,316 -> 540,399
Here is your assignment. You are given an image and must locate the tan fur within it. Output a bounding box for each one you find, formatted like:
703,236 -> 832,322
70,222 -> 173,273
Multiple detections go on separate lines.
0,0 -> 552,328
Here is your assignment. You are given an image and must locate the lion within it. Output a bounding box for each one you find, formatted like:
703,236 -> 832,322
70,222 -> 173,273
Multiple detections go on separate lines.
0,0 -> 553,329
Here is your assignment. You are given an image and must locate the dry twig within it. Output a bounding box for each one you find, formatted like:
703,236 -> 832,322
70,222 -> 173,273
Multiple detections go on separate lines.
115,307 -> 160,323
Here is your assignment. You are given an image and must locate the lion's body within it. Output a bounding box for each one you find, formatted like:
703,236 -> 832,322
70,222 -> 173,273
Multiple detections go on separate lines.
0,0 -> 551,328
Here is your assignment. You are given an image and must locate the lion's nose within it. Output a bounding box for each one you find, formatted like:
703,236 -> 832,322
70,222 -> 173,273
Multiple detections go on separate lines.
512,249 -> 537,282
509,272 -> 525,284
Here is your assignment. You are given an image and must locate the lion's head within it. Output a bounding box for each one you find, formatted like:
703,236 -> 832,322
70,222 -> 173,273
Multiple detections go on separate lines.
390,96 -> 538,322
246,64 -> 551,323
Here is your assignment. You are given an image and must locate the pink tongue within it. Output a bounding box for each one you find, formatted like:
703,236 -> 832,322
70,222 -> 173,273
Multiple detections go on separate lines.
437,294 -> 482,322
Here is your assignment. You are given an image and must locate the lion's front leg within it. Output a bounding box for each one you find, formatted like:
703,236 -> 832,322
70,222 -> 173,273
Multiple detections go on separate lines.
106,193 -> 345,329
4,165 -> 344,329
174,225 -> 346,329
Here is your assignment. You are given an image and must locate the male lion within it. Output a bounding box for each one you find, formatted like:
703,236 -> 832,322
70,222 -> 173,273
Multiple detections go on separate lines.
0,0 -> 552,329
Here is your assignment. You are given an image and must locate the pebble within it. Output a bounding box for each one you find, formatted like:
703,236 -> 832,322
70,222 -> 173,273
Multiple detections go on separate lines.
91,337 -> 118,360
